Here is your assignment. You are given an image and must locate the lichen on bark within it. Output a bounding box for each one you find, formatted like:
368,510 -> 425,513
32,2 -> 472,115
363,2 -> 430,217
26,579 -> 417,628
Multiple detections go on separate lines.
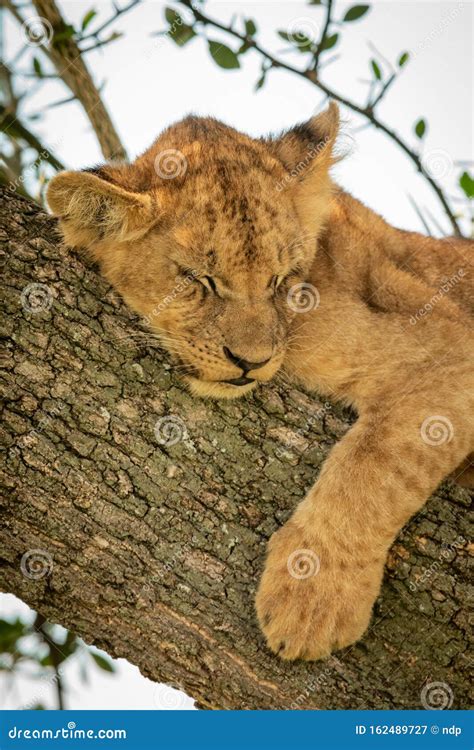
0,189 -> 472,709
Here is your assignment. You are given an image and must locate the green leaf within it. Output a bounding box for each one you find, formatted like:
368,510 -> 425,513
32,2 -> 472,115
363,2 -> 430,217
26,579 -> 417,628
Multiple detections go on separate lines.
208,40 -> 240,69
168,24 -> 196,47
81,9 -> 97,31
398,51 -> 409,67
415,118 -> 426,139
238,40 -> 252,55
245,18 -> 257,36
255,72 -> 266,91
33,57 -> 43,78
0,618 -> 28,651
277,30 -> 292,42
343,5 -> 370,22
165,7 -> 181,25
459,171 -> 474,199
320,33 -> 339,51
370,59 -> 382,80
91,652 -> 115,672
52,24 -> 76,46
164,9 -> 196,48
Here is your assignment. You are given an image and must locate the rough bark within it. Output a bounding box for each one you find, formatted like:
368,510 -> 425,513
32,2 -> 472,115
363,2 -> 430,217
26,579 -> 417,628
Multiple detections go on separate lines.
1,188 -> 472,710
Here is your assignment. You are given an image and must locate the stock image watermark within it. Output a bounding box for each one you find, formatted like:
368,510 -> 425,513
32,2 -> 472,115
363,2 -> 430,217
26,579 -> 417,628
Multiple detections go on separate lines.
142,270 -> 197,325
154,415 -> 188,446
420,415 -> 454,446
409,268 -> 465,325
287,282 -> 320,313
20,283 -> 54,314
287,549 -> 320,579
154,149 -> 188,180
20,549 -> 53,580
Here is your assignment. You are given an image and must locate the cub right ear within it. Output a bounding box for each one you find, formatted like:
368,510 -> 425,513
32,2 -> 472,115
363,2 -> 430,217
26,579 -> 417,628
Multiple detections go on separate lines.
47,169 -> 157,249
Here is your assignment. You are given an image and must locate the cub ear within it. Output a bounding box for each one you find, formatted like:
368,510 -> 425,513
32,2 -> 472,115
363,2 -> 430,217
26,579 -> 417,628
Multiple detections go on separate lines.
47,168 -> 157,249
270,101 -> 340,178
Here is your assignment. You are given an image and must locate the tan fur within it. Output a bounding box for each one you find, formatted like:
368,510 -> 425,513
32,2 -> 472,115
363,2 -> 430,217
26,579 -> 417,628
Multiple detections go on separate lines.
47,103 -> 474,661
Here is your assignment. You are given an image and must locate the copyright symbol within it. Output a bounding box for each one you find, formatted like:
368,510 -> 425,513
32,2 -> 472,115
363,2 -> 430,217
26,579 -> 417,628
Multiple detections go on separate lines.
431,725 -> 439,734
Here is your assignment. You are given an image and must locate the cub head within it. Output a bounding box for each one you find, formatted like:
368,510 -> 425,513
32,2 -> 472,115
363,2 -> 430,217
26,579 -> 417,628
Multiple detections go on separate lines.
47,103 -> 339,399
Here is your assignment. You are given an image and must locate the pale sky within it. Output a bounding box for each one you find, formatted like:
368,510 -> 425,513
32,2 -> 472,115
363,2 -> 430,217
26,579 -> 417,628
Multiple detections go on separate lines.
1,0 -> 472,710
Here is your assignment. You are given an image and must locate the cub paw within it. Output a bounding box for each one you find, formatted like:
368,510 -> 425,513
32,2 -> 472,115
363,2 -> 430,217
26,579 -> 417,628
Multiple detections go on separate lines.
255,520 -> 383,661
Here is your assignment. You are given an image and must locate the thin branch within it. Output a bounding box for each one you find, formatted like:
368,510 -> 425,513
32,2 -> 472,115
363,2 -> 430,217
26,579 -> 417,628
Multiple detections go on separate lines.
0,104 -> 65,170
6,0 -> 127,161
370,72 -> 396,109
312,0 -> 333,71
178,0 -> 462,237
79,0 -> 141,42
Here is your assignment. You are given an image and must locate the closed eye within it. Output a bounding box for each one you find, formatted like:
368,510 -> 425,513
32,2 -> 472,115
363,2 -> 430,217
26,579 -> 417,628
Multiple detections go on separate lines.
198,275 -> 218,294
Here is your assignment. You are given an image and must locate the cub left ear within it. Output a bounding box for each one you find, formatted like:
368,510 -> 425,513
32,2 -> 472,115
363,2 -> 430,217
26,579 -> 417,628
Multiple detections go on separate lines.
269,102 -> 340,231
47,168 -> 157,250
270,101 -> 340,178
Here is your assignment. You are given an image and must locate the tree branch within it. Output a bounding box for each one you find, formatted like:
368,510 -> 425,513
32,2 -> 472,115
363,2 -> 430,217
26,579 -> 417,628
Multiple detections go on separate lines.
6,0 -> 127,161
178,0 -> 462,237
1,189 -> 471,710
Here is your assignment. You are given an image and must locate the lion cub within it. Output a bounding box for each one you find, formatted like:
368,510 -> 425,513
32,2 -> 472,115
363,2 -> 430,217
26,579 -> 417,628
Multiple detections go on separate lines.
47,103 -> 473,660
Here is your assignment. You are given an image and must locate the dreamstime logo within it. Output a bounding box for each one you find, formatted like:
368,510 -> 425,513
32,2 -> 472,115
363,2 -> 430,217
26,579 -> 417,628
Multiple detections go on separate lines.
287,16 -> 320,48
154,684 -> 188,709
421,681 -> 454,710
409,267 -> 465,325
21,16 -> 53,46
287,283 -> 320,313
421,148 -> 453,179
408,535 -> 465,593
287,549 -> 320,579
154,415 -> 187,446
276,135 -> 330,191
142,270 -> 197,324
20,283 -> 53,313
420,416 -> 453,446
20,549 -> 53,580
154,149 -> 188,180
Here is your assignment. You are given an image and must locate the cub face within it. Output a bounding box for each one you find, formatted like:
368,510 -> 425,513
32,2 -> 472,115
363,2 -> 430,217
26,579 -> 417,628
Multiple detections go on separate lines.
47,104 -> 339,399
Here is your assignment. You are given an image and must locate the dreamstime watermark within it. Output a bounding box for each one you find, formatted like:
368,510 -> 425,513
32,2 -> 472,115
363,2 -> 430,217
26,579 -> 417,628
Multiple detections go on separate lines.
154,415 -> 188,446
142,270 -> 197,324
20,645 -> 87,710
420,415 -> 454,446
421,148 -> 453,180
421,681 -> 454,710
20,283 -> 54,313
21,16 -> 53,47
411,2 -> 464,60
289,655 -> 345,709
20,549 -> 53,580
287,548 -> 320,579
153,683 -> 188,709
409,268 -> 465,325
286,16 -> 320,49
10,402 -> 66,459
154,149 -> 188,179
287,282 -> 320,313
408,535 -> 466,593
6,139 -> 62,194
276,135 -> 330,191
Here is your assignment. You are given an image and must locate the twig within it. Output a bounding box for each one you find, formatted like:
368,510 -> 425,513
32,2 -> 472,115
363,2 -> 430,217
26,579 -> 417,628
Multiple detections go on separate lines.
178,0 -> 462,237
312,0 -> 333,71
79,0 -> 141,42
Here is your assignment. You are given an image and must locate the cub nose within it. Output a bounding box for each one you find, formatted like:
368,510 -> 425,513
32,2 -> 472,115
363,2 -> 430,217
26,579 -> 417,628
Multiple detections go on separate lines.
223,347 -> 271,373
